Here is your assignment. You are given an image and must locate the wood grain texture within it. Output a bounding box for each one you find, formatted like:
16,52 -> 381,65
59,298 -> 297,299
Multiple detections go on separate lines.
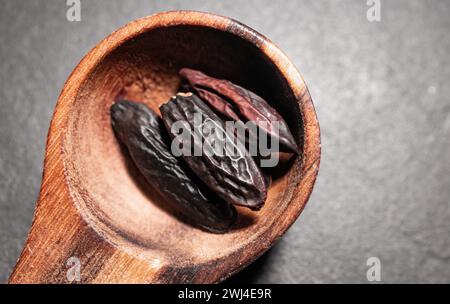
8,10 -> 320,284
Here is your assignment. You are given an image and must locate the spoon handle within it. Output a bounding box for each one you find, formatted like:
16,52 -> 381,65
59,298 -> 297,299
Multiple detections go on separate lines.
8,167 -> 163,283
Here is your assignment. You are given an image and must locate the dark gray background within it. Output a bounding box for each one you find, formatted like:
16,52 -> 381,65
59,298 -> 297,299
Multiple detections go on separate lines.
1,0 -> 449,283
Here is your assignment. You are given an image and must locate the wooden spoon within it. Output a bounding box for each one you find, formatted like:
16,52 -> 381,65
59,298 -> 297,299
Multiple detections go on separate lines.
8,11 -> 320,284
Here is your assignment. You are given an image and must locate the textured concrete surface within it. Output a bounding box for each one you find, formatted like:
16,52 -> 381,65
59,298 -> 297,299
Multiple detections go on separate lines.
1,0 -> 449,283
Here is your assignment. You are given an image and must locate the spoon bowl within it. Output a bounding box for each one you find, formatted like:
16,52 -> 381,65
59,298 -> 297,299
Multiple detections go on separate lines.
9,11 -> 320,283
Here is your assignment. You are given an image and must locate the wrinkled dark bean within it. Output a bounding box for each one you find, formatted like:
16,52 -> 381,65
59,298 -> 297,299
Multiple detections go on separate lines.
179,68 -> 299,154
160,93 -> 267,210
